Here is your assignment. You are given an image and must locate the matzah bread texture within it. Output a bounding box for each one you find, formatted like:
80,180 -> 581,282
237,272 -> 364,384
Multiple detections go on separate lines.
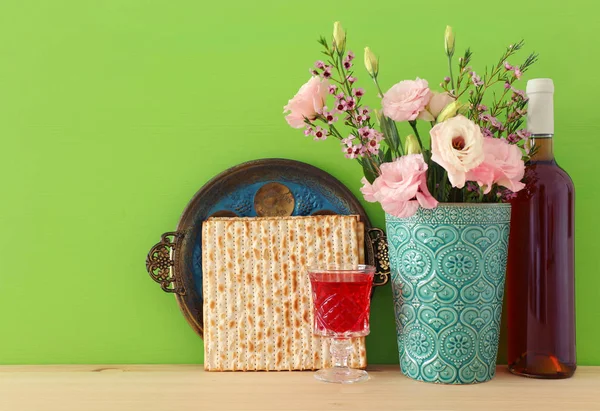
202,215 -> 367,371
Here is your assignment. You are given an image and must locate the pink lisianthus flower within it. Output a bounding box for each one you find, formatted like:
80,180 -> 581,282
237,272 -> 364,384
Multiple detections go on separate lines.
465,137 -> 526,194
360,154 -> 438,218
381,78 -> 432,122
283,77 -> 329,128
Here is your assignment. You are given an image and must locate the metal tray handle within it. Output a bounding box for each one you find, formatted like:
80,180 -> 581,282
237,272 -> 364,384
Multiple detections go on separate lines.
367,228 -> 390,287
145,231 -> 186,295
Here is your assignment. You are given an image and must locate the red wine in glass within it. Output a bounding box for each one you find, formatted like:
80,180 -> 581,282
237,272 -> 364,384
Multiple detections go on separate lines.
309,265 -> 375,384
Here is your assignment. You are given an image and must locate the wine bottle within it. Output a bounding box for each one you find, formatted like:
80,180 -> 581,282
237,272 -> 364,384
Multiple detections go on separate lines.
506,78 -> 576,378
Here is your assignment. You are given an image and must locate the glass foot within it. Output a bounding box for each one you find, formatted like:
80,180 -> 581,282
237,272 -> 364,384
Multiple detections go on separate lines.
314,367 -> 369,384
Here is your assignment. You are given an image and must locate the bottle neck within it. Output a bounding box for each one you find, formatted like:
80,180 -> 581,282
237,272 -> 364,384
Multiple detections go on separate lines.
529,135 -> 555,162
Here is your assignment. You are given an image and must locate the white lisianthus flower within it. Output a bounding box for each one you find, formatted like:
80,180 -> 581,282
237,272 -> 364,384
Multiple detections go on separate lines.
430,115 -> 485,188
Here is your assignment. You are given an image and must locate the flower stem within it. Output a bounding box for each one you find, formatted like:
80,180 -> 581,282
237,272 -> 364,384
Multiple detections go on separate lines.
372,75 -> 385,99
328,123 -> 344,140
447,55 -> 455,92
409,121 -> 423,149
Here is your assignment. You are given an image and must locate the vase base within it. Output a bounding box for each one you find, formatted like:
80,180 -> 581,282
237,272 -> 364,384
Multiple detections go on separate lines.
399,368 -> 493,385
314,367 -> 369,384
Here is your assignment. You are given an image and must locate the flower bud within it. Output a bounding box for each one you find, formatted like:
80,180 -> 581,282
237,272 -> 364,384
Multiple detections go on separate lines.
444,25 -> 455,56
436,100 -> 467,123
374,109 -> 384,126
405,134 -> 421,154
333,22 -> 346,53
364,47 -> 379,77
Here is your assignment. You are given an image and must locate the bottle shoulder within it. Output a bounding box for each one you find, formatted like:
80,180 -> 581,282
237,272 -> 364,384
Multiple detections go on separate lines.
517,161 -> 575,199
526,161 -> 573,184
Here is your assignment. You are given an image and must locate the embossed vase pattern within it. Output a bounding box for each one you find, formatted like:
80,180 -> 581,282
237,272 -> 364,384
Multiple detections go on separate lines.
386,204 -> 511,384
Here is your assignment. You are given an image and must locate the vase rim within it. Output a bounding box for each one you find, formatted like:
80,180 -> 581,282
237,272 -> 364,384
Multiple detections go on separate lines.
430,202 -> 511,208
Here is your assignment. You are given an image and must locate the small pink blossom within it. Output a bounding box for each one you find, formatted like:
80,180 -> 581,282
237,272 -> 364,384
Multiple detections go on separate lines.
360,154 -> 438,218
315,60 -> 325,69
516,129 -> 530,139
466,181 -> 479,192
507,133 -> 520,144
481,127 -> 494,138
465,137 -> 525,194
512,88 -> 527,100
343,145 -> 357,159
382,78 -> 433,122
499,188 -> 518,201
472,72 -> 484,87
284,77 -> 330,128
360,106 -> 370,116
322,67 -> 332,79
490,117 -> 503,130
353,88 -> 365,97
304,126 -> 313,136
504,61 -> 514,71
504,82 -> 511,89
444,76 -> 451,83
310,69 -> 319,76
513,90 -> 527,100
342,136 -> 354,147
344,60 -> 352,70
354,113 -> 367,125
346,51 -> 355,61
480,114 -> 492,123
313,126 -> 327,141
359,127 -> 375,140
328,85 -> 338,95
478,104 -> 488,112
347,75 -> 357,84
366,139 -> 380,154
345,97 -> 356,110
335,99 -> 348,112
322,107 -> 338,124
514,67 -> 522,79
343,143 -> 365,159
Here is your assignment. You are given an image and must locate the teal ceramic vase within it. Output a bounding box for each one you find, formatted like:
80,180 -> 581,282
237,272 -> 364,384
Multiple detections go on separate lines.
386,203 -> 511,384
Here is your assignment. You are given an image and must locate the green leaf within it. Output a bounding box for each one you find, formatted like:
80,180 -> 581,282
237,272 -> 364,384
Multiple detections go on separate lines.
384,147 -> 393,163
361,159 -> 378,184
380,116 -> 402,157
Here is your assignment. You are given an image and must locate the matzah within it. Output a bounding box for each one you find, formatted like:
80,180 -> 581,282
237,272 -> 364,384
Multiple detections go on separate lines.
202,215 -> 368,371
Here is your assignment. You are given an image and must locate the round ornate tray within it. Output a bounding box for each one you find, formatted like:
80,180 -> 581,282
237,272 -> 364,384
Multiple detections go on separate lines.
145,158 -> 389,338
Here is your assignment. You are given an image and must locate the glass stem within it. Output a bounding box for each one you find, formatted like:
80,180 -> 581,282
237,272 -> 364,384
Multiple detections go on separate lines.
330,337 -> 352,369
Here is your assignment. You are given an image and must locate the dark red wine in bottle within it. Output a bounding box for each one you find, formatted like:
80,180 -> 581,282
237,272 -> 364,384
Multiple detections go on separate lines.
506,78 -> 576,378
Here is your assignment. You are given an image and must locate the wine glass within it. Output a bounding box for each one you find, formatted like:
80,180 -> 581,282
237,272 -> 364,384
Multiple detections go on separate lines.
308,264 -> 375,384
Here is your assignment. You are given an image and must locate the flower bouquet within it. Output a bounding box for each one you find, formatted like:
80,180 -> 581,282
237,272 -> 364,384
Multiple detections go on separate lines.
283,23 -> 538,384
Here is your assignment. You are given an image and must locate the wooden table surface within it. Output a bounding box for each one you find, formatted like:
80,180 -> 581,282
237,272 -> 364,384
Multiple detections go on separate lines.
0,364 -> 598,411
